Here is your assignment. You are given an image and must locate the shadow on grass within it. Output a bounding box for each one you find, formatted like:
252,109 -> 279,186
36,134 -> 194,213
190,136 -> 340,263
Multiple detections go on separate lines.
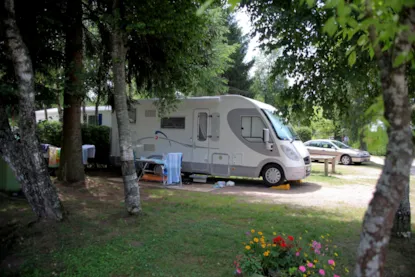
0,181 -> 414,277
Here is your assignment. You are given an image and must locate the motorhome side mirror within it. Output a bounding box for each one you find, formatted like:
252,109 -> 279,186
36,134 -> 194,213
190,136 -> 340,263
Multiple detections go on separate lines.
263,128 -> 270,143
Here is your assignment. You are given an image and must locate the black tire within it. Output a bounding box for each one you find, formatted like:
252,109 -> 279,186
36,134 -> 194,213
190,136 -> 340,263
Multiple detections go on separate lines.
261,164 -> 285,187
341,155 -> 352,165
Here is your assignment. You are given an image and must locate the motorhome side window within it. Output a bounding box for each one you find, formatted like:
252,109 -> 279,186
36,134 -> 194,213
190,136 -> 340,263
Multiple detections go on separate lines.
160,117 -> 185,129
241,116 -> 265,142
198,113 -> 208,141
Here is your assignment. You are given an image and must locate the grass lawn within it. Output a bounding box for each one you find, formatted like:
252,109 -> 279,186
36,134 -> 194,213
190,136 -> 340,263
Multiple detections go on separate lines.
1,173 -> 415,277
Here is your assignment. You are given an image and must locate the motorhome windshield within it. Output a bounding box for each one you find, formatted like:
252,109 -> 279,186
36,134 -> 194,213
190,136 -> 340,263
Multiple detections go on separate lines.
263,109 -> 298,141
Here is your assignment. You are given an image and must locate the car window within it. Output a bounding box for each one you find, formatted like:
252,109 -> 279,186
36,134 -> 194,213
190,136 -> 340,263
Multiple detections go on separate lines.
308,141 -> 318,147
321,142 -> 333,148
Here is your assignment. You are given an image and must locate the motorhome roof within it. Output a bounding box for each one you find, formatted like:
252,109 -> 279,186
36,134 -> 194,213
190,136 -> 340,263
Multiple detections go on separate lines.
35,106 -> 112,115
137,95 -> 278,111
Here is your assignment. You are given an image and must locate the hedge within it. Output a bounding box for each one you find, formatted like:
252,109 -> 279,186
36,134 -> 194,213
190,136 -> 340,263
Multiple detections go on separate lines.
294,126 -> 312,142
36,121 -> 111,165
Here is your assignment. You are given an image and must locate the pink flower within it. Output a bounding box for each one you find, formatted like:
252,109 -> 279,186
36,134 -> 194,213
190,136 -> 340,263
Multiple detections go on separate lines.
328,260 -> 335,265
319,269 -> 325,275
299,266 -> 306,272
334,275 -> 340,277
296,252 -> 300,257
307,262 -> 314,268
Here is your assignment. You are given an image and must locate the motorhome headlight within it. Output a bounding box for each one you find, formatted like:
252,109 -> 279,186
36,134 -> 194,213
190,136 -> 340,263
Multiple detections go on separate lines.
280,145 -> 300,161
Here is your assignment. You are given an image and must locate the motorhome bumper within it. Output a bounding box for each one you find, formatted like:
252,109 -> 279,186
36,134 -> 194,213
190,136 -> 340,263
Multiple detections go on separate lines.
285,165 -> 310,181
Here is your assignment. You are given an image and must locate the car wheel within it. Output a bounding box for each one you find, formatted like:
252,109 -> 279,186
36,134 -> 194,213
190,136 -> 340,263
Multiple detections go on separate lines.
262,164 -> 285,187
341,155 -> 352,165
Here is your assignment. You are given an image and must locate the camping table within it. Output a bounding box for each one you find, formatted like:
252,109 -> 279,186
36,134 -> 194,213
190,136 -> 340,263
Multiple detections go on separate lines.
310,155 -> 337,176
135,158 -> 165,182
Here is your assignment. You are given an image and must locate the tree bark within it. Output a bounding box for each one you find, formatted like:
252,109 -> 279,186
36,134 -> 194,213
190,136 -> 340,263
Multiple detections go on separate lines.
359,128 -> 368,151
1,0 -> 64,221
95,89 -> 101,125
56,90 -> 63,122
43,104 -> 48,121
392,181 -> 411,238
58,0 -> 85,183
82,101 -> 87,124
111,0 -> 141,215
355,6 -> 414,277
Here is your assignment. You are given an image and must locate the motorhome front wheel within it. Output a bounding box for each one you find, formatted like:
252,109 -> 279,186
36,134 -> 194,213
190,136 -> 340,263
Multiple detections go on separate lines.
262,164 -> 285,187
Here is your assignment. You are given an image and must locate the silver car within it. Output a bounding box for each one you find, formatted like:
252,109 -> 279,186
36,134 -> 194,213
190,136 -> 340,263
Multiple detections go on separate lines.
304,139 -> 371,165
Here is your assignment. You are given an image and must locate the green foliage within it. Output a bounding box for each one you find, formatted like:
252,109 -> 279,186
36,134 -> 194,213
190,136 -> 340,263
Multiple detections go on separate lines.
36,121 -> 110,164
250,51 -> 287,108
294,126 -> 312,142
310,108 -> 336,139
242,0 -> 380,125
364,125 -> 388,156
321,0 -> 415,68
36,121 -> 63,147
81,125 -> 111,165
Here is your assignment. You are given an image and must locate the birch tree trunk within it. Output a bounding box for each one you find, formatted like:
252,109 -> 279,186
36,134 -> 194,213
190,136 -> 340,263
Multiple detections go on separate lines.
58,0 -> 85,183
355,7 -> 414,276
111,0 -> 141,215
1,0 -> 64,221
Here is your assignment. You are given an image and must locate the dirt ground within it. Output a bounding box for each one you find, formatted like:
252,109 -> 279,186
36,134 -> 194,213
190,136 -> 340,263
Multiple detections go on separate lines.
58,158 -> 413,212
142,159 -> 414,211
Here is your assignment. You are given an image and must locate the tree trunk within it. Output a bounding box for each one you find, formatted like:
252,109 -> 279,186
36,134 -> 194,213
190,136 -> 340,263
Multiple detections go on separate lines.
359,128 -> 368,151
95,89 -> 101,125
58,0 -> 85,183
355,7 -> 414,277
43,104 -> 48,121
111,0 -> 141,215
56,90 -> 63,122
392,181 -> 411,238
82,101 -> 87,124
1,0 -> 64,221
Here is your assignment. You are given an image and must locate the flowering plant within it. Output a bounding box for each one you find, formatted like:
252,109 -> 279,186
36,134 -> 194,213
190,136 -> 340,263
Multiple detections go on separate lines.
235,230 -> 347,277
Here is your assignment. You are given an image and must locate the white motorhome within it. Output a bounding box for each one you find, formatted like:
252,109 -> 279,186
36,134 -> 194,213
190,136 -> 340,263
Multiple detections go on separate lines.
35,106 -> 113,127
110,95 -> 311,186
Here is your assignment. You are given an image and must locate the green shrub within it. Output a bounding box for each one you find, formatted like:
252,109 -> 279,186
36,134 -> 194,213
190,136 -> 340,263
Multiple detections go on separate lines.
36,121 -> 111,165
37,120 -> 63,147
81,124 -> 111,165
364,126 -> 388,156
294,126 -> 312,142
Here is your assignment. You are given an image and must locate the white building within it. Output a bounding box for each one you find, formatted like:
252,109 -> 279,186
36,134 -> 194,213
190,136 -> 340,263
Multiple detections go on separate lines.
35,106 -> 113,127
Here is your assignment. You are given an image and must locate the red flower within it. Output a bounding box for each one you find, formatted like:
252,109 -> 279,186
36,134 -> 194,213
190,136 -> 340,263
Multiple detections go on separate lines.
273,236 -> 283,244
288,235 -> 294,241
281,241 -> 287,248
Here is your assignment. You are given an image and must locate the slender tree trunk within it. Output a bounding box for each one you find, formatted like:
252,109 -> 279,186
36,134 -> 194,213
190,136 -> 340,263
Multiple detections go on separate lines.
44,104 -> 48,121
95,89 -> 101,125
355,7 -> 414,276
56,90 -> 63,122
112,0 -> 141,215
1,0 -> 64,221
58,0 -> 85,183
359,128 -> 368,151
82,101 -> 87,124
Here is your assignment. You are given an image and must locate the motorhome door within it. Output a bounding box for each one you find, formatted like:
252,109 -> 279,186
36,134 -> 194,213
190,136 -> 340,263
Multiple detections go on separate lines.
192,109 -> 210,172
